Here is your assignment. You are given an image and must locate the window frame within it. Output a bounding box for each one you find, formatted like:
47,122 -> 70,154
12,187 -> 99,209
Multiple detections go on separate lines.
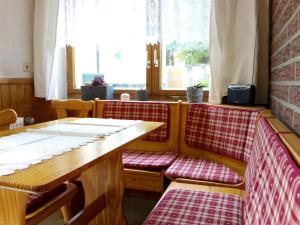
66,44 -> 209,100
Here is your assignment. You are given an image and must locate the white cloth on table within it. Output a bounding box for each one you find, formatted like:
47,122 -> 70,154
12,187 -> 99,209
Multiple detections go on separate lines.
27,123 -> 124,137
0,132 -> 95,176
68,118 -> 142,127
0,121 -> 139,176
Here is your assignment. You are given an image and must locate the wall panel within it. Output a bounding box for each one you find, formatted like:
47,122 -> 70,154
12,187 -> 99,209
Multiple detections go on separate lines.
0,78 -> 33,117
271,0 -> 300,135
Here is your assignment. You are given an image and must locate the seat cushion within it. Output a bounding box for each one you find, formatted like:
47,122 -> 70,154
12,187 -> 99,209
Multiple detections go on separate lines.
143,189 -> 243,225
185,104 -> 261,162
123,151 -> 179,170
102,101 -> 169,142
26,184 -> 67,214
165,155 -> 242,184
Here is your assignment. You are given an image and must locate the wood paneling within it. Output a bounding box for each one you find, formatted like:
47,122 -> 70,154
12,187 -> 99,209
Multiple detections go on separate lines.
124,169 -> 164,193
0,78 -> 34,117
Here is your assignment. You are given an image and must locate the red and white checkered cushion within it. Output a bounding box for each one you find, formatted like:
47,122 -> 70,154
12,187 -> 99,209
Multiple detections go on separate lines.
122,150 -> 179,170
102,101 -> 169,142
243,111 -> 261,162
143,188 -> 243,225
165,155 -> 242,184
185,104 -> 261,161
244,118 -> 300,225
26,184 -> 67,214
245,118 -> 275,194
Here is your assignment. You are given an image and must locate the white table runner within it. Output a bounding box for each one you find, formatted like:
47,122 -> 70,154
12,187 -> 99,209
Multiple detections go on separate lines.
0,133 -> 95,176
27,123 -> 124,137
68,118 -> 142,127
0,132 -> 53,151
0,119 -> 141,176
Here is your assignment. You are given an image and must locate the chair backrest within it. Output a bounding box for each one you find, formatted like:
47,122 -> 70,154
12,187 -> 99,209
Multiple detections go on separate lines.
51,99 -> 94,119
244,118 -> 300,224
184,104 -> 261,162
101,100 -> 170,142
0,109 -> 17,131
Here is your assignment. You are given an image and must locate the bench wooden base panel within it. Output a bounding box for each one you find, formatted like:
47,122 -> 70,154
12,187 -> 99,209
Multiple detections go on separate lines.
166,182 -> 246,199
124,169 -> 164,193
175,178 -> 245,190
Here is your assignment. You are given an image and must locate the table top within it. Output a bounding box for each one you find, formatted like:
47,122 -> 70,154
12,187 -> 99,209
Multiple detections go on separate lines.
0,118 -> 163,193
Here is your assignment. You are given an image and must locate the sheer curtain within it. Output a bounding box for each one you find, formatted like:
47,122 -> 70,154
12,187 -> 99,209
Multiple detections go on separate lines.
34,0 -> 67,100
37,0 -> 211,97
63,0 -> 148,88
209,0 -> 269,104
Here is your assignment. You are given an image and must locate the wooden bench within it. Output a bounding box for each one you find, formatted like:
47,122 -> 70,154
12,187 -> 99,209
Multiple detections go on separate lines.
143,117 -> 300,224
94,100 -> 180,192
94,101 -> 265,190
165,103 -> 263,188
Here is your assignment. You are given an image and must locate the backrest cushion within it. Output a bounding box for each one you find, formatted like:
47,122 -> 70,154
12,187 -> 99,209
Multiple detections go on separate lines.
185,104 -> 260,161
244,118 -> 300,224
102,101 -> 169,142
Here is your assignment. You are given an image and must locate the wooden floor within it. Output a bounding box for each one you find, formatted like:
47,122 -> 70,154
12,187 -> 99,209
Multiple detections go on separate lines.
40,211 -> 64,225
40,192 -> 160,225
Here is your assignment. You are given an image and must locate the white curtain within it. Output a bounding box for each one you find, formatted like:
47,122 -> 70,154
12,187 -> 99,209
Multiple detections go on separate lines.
34,0 -> 67,100
209,0 -> 269,104
63,0 -> 148,88
147,0 -> 161,44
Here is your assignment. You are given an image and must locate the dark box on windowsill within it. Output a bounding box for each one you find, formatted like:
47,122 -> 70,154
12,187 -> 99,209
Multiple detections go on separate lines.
227,84 -> 255,106
80,85 -> 114,101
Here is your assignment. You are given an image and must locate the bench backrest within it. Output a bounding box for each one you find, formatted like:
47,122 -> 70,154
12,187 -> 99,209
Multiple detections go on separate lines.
184,104 -> 261,162
100,100 -> 170,142
0,109 -> 17,131
245,118 -> 300,224
51,99 -> 94,119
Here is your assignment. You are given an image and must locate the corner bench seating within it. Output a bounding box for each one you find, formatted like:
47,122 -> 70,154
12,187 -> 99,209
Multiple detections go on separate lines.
94,100 -> 180,192
165,104 -> 262,187
143,118 -> 300,225
93,100 -> 265,192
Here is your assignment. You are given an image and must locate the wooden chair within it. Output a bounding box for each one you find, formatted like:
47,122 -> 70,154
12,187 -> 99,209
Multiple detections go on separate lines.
0,109 -> 17,130
0,109 -> 78,225
51,99 -> 94,119
51,99 -> 94,217
26,183 -> 77,225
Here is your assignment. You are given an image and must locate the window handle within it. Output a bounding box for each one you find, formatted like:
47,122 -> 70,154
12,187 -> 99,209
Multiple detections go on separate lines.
147,60 -> 151,69
153,49 -> 159,68
146,50 -> 151,69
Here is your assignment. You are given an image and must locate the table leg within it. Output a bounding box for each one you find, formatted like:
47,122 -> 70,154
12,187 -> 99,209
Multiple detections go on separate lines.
80,151 -> 126,225
0,188 -> 28,225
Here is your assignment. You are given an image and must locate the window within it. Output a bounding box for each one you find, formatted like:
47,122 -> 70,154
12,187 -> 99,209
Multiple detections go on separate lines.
161,0 -> 210,90
63,0 -> 211,96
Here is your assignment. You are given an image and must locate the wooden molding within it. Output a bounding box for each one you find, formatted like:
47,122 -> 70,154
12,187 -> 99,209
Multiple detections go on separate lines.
0,78 -> 33,84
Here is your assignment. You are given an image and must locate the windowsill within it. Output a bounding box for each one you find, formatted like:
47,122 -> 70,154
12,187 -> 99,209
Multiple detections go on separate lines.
68,87 -> 209,102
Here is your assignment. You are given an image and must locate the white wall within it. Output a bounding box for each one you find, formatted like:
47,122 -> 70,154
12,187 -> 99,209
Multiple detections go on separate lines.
0,0 -> 34,78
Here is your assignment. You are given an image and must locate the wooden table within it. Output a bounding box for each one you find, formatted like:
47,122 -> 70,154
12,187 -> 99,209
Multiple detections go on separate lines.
0,118 -> 163,225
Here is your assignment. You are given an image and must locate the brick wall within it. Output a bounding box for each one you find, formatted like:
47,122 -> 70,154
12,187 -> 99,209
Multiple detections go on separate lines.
271,0 -> 300,135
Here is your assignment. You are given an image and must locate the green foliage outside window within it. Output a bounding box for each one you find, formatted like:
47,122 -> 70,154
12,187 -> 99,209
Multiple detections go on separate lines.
166,41 -> 209,66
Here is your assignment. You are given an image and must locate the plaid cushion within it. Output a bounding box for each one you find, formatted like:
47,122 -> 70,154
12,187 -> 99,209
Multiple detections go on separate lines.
123,150 -> 179,170
102,101 -> 169,142
165,155 -> 242,184
143,189 -> 243,225
243,111 -> 261,162
244,119 -> 300,225
185,104 -> 261,161
26,184 -> 67,214
245,118 -> 276,194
